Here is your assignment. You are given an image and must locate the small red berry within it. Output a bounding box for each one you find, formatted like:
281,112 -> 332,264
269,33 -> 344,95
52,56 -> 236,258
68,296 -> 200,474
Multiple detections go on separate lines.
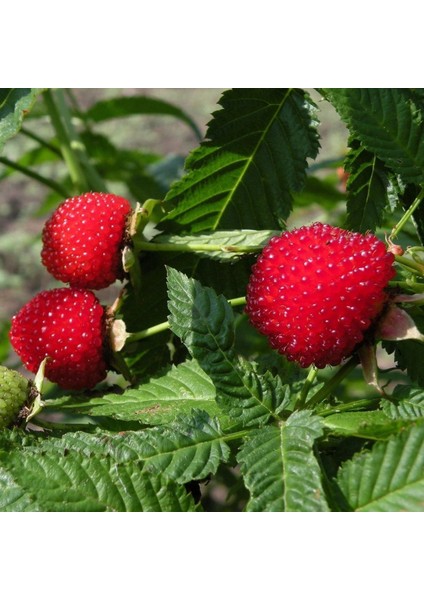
41,192 -> 132,290
246,222 -> 396,369
10,288 -> 108,390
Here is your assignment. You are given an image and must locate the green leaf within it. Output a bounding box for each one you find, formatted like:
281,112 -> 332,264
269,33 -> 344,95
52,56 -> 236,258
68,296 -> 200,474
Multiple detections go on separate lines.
38,410 -> 232,485
0,449 -> 196,512
336,422 -> 424,511
84,95 -> 202,139
323,410 -> 412,440
150,229 -> 277,263
382,385 -> 424,419
325,89 -> 424,184
344,138 -> 390,232
238,411 -> 329,512
161,88 -> 320,232
166,267 -> 287,426
0,89 -> 45,154
46,359 -> 222,426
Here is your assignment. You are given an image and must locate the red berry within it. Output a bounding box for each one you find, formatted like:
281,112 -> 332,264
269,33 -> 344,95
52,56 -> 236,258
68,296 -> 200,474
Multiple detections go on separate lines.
245,222 -> 396,369
10,288 -> 108,390
41,192 -> 132,290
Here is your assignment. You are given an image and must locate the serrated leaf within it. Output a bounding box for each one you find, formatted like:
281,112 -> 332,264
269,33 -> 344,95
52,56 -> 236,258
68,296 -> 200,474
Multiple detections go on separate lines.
161,88 -> 320,232
336,422 -> 424,511
0,89 -> 45,154
84,95 -> 202,139
0,448 -> 196,512
382,385 -> 424,419
344,139 -> 390,232
151,229 -> 277,263
325,89 -> 424,184
238,411 -> 329,512
167,267 -> 286,426
36,410 -> 231,485
46,359 -> 222,426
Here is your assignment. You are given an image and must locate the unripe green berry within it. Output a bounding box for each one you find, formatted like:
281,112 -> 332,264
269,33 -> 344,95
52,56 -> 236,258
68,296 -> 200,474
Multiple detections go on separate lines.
0,366 -> 30,428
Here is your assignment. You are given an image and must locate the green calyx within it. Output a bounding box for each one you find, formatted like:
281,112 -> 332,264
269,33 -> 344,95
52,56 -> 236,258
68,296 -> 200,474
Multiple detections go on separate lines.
0,366 -> 31,428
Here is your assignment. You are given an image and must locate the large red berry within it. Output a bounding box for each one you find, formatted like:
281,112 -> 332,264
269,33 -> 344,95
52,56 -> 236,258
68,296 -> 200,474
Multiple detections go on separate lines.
246,222 -> 396,369
10,288 -> 108,390
41,192 -> 132,290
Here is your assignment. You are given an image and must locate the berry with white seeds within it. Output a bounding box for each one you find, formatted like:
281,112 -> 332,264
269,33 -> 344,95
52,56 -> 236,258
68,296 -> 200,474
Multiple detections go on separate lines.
9,288 -> 108,390
245,222 -> 396,369
0,366 -> 32,428
41,192 -> 133,290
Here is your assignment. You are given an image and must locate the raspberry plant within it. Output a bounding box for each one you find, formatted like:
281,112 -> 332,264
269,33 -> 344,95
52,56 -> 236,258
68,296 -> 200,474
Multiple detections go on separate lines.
1,87 -> 424,511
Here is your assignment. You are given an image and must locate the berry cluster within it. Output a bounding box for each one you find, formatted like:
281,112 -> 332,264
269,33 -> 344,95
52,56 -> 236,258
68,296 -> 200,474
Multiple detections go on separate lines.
246,222 -> 396,368
10,192 -> 133,391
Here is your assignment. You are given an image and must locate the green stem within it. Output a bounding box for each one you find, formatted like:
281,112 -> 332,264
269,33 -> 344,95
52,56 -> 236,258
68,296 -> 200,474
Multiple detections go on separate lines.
394,254 -> 424,276
54,89 -> 107,192
306,356 -> 359,409
316,397 -> 380,417
228,296 -> 247,308
388,279 -> 424,292
0,156 -> 70,196
126,320 -> 170,343
125,296 -> 247,345
297,366 -> 318,409
43,89 -> 89,193
391,187 -> 424,239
